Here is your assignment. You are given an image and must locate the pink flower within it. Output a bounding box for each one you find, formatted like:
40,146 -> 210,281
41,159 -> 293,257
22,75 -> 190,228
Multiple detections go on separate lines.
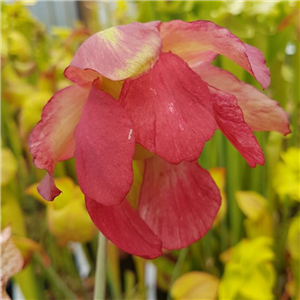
30,21 -> 290,258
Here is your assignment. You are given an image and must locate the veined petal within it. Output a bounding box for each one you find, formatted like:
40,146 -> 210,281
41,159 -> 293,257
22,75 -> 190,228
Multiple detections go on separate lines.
85,197 -> 162,259
64,66 -> 100,86
139,156 -> 221,250
160,20 -> 270,89
70,22 -> 162,81
119,52 -> 216,164
194,64 -> 290,135
210,87 -> 265,167
29,85 -> 90,200
74,83 -> 135,206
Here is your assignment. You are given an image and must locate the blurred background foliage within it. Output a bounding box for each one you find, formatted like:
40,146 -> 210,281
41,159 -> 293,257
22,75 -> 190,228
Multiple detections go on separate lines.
1,1 -> 299,300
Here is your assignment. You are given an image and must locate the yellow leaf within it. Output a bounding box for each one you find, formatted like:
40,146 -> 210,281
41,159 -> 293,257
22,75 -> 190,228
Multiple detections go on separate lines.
47,197 -> 97,244
244,213 -> 273,238
8,31 -> 32,61
1,189 -> 26,236
127,160 -> 144,209
133,144 -> 154,160
20,91 -> 52,139
273,147 -> 300,201
210,168 -> 227,226
209,168 -> 225,190
286,215 -> 300,260
219,237 -> 275,299
25,183 -> 49,204
171,271 -> 219,300
235,191 -> 267,221
27,177 -> 97,243
1,149 -> 17,186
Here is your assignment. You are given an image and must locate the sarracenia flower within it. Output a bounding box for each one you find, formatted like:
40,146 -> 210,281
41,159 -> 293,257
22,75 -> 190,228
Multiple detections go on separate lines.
29,21 -> 290,258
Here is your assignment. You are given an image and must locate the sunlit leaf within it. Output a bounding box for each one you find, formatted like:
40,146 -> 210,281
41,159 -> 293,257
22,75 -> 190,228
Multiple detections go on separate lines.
1,149 -> 17,186
210,168 -> 227,226
7,30 -> 32,61
171,271 -> 219,300
20,91 -> 52,139
27,177 -> 97,244
219,237 -> 275,299
127,160 -> 144,210
235,191 -> 267,221
244,213 -> 273,239
286,214 -> 300,260
274,147 -> 300,202
1,189 -> 26,237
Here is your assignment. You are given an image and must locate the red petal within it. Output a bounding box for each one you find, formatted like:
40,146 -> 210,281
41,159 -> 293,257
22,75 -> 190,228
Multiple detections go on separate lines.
194,64 -> 290,135
160,20 -> 270,89
139,156 -> 221,250
146,21 -> 162,28
70,22 -> 162,81
119,52 -> 216,164
37,173 -> 61,201
29,85 -> 90,201
74,84 -> 135,206
210,87 -> 265,167
64,66 -> 100,86
85,197 -> 162,259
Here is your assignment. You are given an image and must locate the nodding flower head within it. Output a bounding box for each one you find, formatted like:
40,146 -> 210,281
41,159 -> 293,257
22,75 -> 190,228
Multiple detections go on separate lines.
29,20 -> 290,258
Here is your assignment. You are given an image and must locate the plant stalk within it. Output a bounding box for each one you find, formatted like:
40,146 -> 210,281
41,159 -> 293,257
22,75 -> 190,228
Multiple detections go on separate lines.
94,232 -> 107,300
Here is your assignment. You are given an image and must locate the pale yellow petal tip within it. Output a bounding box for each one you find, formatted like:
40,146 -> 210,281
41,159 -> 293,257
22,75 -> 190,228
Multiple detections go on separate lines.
98,27 -> 121,45
72,22 -> 162,81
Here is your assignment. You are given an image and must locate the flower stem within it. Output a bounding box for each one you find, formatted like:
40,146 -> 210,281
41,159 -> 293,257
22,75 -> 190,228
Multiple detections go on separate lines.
34,253 -> 78,299
94,232 -> 107,300
166,247 -> 189,300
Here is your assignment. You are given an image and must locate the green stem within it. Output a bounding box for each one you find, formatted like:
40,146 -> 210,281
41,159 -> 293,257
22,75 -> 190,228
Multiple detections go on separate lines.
34,253 -> 78,300
226,142 -> 242,246
94,232 -> 107,300
166,247 -> 189,300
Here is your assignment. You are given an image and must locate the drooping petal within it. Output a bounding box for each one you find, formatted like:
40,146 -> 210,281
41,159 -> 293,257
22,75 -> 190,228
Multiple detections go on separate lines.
70,22 -> 162,81
37,173 -> 61,201
29,85 -> 90,200
74,83 -> 135,206
160,20 -> 270,89
194,64 -> 290,135
119,52 -> 216,164
85,197 -> 162,259
64,66 -> 100,86
210,87 -> 265,167
139,156 -> 221,250
64,66 -> 123,100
